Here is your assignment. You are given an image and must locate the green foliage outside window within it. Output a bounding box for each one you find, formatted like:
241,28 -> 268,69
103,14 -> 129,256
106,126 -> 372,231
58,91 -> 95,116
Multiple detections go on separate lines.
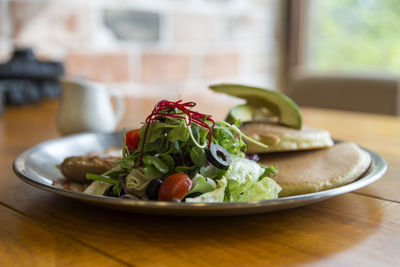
306,0 -> 400,74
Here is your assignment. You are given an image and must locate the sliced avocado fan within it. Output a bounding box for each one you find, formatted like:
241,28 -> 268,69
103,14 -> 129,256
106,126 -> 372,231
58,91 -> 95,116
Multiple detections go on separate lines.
209,84 -> 302,129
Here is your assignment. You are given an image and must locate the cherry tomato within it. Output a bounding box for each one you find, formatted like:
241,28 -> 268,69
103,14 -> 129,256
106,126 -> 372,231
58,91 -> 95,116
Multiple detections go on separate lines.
126,129 -> 140,151
158,173 -> 193,201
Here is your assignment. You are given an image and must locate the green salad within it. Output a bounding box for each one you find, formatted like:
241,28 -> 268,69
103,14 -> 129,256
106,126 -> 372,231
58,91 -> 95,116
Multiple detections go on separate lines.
86,99 -> 281,202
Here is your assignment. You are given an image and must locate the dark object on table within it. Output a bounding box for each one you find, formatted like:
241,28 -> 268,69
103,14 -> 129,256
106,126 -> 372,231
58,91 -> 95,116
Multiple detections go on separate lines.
0,87 -> 3,115
0,48 -> 64,106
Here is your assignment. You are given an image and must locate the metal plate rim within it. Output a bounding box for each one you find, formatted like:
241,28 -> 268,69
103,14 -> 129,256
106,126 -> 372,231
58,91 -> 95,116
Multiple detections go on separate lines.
13,132 -> 387,216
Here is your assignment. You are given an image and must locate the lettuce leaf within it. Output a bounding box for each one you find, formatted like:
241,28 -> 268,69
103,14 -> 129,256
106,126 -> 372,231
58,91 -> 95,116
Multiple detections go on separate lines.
223,156 -> 280,201
188,175 -> 215,195
125,168 -> 155,196
224,156 -> 264,201
237,177 -> 281,202
185,178 -> 227,203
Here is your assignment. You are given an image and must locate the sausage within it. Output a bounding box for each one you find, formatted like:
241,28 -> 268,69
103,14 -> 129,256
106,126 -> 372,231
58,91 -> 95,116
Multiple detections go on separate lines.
59,156 -> 114,183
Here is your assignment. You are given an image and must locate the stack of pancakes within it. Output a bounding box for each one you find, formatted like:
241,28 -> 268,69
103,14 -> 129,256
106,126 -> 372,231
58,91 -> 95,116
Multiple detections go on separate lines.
241,122 -> 371,197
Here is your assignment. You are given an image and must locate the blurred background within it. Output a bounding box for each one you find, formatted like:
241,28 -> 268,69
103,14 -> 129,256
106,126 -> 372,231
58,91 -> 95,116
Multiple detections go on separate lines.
0,0 -> 399,115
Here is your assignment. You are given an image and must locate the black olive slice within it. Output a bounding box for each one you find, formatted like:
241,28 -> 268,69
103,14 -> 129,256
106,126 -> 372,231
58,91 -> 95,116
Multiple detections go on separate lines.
103,185 -> 118,197
145,178 -> 163,200
206,144 -> 231,170
183,192 -> 203,201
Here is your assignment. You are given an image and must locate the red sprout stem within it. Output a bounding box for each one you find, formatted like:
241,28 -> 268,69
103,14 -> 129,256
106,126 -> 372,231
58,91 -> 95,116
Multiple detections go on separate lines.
137,99 -> 215,165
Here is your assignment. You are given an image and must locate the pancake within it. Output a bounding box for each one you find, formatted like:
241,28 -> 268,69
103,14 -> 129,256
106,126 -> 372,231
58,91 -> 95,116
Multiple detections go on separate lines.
241,122 -> 334,153
259,142 -> 371,196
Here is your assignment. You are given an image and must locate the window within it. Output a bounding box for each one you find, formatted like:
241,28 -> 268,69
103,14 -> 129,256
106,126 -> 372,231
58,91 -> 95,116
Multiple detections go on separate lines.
286,0 -> 400,115
297,0 -> 400,75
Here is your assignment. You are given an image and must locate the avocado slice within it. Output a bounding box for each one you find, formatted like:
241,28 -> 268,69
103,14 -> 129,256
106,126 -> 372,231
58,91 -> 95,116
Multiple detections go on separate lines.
225,104 -> 275,125
209,84 -> 302,129
225,104 -> 255,125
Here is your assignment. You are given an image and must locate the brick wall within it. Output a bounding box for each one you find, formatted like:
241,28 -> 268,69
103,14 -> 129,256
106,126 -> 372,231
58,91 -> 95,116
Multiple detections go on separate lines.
0,0 -> 285,99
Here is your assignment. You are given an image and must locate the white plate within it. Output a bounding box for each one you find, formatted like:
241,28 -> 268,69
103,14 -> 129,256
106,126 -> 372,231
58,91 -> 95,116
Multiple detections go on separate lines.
13,132 -> 387,216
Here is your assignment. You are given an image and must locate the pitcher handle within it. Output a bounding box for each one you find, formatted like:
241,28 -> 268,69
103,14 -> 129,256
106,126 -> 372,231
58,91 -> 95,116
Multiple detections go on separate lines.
109,90 -> 125,124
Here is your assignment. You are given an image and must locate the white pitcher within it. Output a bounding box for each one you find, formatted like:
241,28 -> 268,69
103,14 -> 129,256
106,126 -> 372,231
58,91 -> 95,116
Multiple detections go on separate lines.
57,77 -> 124,135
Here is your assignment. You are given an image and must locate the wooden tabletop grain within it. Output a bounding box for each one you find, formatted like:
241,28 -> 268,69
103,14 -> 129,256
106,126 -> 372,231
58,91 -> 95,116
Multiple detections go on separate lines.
1,96 -> 399,267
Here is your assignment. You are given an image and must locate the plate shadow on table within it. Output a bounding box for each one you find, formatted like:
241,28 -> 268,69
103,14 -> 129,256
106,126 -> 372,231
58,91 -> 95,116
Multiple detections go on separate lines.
14,191 -> 384,265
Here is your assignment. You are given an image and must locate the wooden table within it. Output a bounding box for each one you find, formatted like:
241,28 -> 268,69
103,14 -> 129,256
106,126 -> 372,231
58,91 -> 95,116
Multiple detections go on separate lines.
1,97 -> 399,266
